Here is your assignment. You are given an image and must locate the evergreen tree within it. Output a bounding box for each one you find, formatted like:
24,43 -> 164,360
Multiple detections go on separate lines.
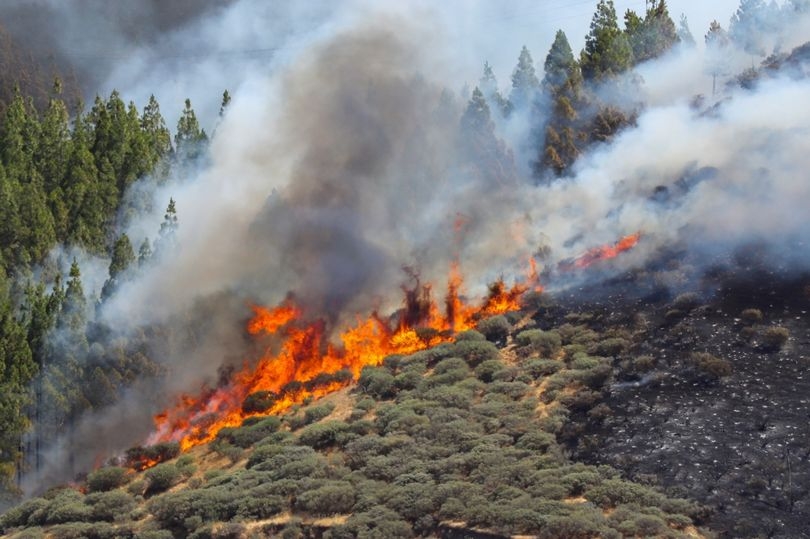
543,30 -> 582,92
61,258 -> 87,335
101,234 -> 135,300
0,89 -> 40,186
705,20 -> 731,96
0,272 -> 35,492
581,0 -> 634,80
16,182 -> 56,265
477,62 -> 508,117
219,90 -> 231,117
625,1 -> 679,64
0,163 -> 21,268
678,14 -> 696,47
138,238 -> 152,267
175,98 -> 208,162
509,46 -> 540,110
729,0 -> 771,56
141,94 -> 173,176
460,88 -> 516,186
155,198 -> 179,256
538,30 -> 586,177
36,81 -> 72,195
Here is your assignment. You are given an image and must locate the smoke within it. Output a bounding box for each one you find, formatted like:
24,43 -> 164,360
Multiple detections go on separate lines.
19,0 -> 810,491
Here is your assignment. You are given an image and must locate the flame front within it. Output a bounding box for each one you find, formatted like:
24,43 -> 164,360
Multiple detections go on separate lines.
560,232 -> 642,271
146,266 -> 528,453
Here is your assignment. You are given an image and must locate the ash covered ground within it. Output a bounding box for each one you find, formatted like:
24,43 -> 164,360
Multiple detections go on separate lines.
546,250 -> 810,539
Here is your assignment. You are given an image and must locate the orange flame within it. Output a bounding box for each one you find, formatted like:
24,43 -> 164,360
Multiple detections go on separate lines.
145,265 -> 534,456
560,232 -> 641,271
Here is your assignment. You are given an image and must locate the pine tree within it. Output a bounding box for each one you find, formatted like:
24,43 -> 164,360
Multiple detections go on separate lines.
138,238 -> 152,267
460,88 -> 517,186
625,1 -> 679,64
1,88 -> 40,186
219,90 -> 231,117
509,46 -> 540,110
705,20 -> 731,96
175,98 -> 208,162
581,0 -> 634,80
538,30 -> 586,178
0,272 -> 35,492
36,81 -> 72,195
154,198 -> 179,257
678,14 -> 696,47
101,234 -> 135,300
729,0 -> 776,56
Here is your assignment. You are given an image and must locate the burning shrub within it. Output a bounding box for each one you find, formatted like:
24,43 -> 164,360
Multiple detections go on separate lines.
217,416 -> 282,448
761,326 -> 789,351
516,329 -> 562,358
125,442 -> 180,471
144,463 -> 181,495
86,466 -> 129,493
740,308 -> 764,324
689,352 -> 732,382
241,391 -> 277,415
476,315 -> 511,343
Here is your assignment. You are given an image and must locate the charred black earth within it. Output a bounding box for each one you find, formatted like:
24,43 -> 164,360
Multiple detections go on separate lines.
550,259 -> 810,539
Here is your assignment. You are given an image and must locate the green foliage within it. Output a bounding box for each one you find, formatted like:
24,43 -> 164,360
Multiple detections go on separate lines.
299,420 -> 352,449
144,463 -> 181,495
358,367 -> 396,399
295,481 -> 356,515
86,466 -> 129,493
217,416 -> 282,448
516,329 -> 562,357
85,490 -> 137,522
581,0 -> 634,80
476,315 -> 510,343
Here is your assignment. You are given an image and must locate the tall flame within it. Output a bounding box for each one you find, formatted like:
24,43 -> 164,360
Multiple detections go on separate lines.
143,232 -> 637,459
146,266 -> 528,454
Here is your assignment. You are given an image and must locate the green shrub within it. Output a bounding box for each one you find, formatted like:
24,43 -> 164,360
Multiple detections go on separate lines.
761,326 -> 789,351
299,420 -> 352,449
358,367 -> 396,399
44,491 -> 92,524
524,359 -> 561,378
515,430 -> 556,452
136,531 -> 174,539
327,507 -> 412,538
85,466 -> 129,493
48,522 -> 117,539
591,337 -> 629,357
148,488 -> 237,529
235,494 -> 285,520
144,463 -> 181,495
86,490 -> 137,522
476,315 -> 511,343
218,416 -> 282,448
474,359 -> 505,382
586,479 -> 665,509
393,370 -> 421,390
516,329 -> 561,357
305,402 -> 336,424
0,497 -> 49,528
295,481 -> 356,515
455,329 -> 486,341
451,340 -> 500,367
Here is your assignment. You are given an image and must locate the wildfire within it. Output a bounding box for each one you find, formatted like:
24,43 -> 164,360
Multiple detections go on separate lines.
145,265 -> 529,455
559,232 -> 641,271
142,232 -> 638,461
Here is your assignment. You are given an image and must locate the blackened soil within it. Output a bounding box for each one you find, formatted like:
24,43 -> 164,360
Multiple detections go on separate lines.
555,268 -> 810,539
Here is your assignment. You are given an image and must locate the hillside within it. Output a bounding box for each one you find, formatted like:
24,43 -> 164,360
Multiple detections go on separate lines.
0,291 -> 715,539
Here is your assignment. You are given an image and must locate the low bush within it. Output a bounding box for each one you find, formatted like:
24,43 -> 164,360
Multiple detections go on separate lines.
475,359 -> 506,382
761,326 -> 789,351
295,481 -> 356,515
451,340 -> 500,367
144,463 -> 181,495
476,315 -> 510,343
86,490 -> 137,522
299,420 -> 352,449
689,352 -> 732,381
86,466 -> 129,493
740,308 -> 763,324
358,367 -> 396,399
516,329 -> 562,358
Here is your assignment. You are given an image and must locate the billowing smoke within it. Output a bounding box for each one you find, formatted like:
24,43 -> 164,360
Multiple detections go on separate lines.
21,0 -> 810,491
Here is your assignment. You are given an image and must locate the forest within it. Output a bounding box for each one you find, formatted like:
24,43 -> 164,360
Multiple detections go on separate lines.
1,0 -> 809,537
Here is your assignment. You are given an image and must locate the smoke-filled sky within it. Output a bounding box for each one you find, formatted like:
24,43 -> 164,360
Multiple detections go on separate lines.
18,0 -> 810,490
1,0 -> 741,127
